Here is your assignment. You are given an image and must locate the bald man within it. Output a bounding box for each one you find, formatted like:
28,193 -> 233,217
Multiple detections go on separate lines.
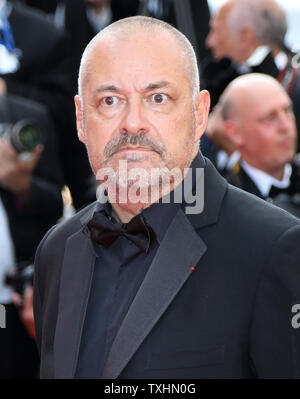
33,16 -> 300,379
220,73 -> 300,217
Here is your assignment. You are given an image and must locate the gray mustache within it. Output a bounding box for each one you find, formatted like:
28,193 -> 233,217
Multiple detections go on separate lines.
103,132 -> 167,162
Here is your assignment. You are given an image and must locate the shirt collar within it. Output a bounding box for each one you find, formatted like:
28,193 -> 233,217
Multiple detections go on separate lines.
241,160 -> 292,197
216,150 -> 240,171
236,45 -> 271,74
246,45 -> 271,67
274,51 -> 289,71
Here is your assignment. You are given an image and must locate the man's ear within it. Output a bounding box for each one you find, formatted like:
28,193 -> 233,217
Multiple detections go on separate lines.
223,119 -> 244,148
239,26 -> 256,48
74,94 -> 85,144
195,90 -> 211,143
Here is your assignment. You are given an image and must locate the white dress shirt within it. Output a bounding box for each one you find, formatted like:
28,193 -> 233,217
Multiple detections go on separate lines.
0,195 -> 15,303
237,46 -> 271,74
241,161 -> 292,198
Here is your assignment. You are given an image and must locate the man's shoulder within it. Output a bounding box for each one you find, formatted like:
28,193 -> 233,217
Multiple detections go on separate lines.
12,2 -> 60,30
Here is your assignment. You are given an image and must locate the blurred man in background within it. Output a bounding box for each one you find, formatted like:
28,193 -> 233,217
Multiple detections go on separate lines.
220,73 -> 300,217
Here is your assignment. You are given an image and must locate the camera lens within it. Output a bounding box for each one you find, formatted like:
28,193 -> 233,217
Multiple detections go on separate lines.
18,124 -> 40,148
11,119 -> 41,152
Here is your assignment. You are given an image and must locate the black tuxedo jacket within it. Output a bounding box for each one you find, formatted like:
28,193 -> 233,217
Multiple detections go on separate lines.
33,156 -> 300,378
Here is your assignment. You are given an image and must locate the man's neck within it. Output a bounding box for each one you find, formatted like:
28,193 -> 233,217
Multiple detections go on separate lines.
108,167 -> 189,223
109,182 -> 178,223
262,166 -> 285,181
111,202 -> 147,223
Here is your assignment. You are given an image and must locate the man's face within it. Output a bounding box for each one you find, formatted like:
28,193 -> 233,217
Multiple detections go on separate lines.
236,84 -> 297,175
206,6 -> 238,60
76,31 -> 209,187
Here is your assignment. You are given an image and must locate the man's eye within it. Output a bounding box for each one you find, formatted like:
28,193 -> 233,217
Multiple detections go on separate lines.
101,96 -> 118,106
261,113 -> 276,123
266,114 -> 276,122
151,93 -> 168,104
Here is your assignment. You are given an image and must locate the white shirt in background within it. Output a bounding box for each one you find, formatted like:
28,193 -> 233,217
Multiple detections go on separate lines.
241,161 -> 292,198
0,196 -> 15,304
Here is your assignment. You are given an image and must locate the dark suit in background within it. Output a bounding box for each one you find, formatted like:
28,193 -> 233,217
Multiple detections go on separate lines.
2,1 -> 71,138
201,52 -> 279,109
34,156 -> 300,378
277,54 -> 300,151
21,0 -> 140,94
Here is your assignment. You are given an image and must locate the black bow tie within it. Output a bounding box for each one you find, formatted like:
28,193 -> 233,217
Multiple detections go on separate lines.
86,211 -> 155,253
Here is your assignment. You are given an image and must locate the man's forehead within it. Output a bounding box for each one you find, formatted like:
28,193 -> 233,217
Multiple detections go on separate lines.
78,20 -> 197,98
83,31 -> 186,81
238,87 -> 291,118
91,28 -> 179,56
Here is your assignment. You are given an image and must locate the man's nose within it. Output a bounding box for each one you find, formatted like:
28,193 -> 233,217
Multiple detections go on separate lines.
119,99 -> 150,135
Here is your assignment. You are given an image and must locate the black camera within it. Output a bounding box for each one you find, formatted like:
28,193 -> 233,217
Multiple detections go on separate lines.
0,118 -> 41,153
5,261 -> 34,302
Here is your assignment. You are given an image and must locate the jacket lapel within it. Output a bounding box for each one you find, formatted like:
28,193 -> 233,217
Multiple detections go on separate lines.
53,221 -> 96,379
